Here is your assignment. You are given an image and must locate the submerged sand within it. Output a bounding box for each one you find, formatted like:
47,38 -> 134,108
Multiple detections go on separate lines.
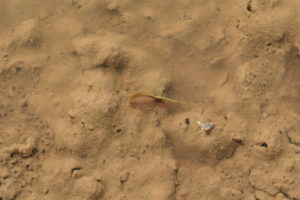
0,0 -> 300,199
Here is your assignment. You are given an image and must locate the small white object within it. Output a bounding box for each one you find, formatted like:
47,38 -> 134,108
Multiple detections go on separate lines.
197,118 -> 214,132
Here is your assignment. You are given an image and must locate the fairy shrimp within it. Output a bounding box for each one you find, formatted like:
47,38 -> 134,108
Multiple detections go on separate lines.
130,92 -> 186,110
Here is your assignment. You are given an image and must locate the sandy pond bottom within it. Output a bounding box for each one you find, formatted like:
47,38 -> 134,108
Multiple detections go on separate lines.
0,0 -> 300,199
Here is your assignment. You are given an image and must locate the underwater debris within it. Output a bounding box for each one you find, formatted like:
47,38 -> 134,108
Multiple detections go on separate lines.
197,117 -> 215,132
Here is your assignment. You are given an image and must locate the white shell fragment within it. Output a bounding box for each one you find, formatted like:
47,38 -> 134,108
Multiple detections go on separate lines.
197,118 -> 215,132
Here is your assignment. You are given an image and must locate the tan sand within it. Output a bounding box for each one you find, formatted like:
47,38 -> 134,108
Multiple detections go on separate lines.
0,0 -> 300,199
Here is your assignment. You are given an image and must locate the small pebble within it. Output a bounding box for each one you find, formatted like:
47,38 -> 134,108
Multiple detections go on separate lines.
262,112 -> 268,118
185,118 -> 190,125
3,54 -> 9,61
260,143 -> 268,148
